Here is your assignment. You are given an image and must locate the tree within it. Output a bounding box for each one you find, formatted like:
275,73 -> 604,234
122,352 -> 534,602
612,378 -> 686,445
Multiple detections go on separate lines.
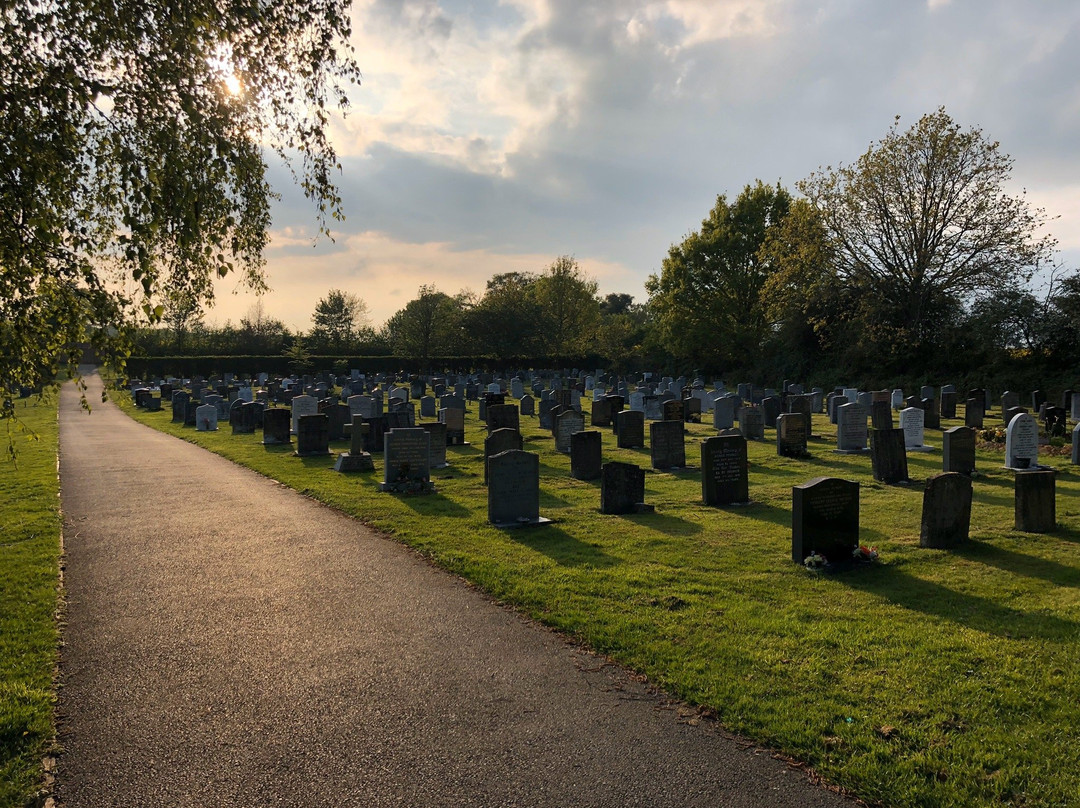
309,290 -> 369,352
532,256 -> 601,357
382,286 -> 465,360
645,181 -> 792,370
465,273 -> 543,359
799,109 -> 1057,348
1,0 -> 358,419
239,299 -> 290,354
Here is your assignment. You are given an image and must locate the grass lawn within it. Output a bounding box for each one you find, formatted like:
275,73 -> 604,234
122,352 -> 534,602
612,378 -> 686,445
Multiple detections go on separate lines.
118,390 -> 1080,808
0,394 -> 61,808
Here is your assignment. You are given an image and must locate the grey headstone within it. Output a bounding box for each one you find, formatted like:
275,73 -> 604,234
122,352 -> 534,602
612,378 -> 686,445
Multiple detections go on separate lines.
920,473 -> 972,548
488,450 -> 546,526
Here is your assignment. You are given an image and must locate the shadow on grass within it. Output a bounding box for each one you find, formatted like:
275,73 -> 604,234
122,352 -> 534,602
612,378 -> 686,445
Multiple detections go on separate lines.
956,538 -> 1080,588
505,525 -> 620,568
625,510 -> 703,536
841,563 -> 1080,639
395,492 -> 473,518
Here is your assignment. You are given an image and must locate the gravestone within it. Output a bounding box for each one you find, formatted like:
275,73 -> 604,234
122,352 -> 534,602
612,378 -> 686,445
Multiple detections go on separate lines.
1073,422 -> 1080,464
891,389 -> 904,409
644,396 -> 663,421
519,395 -> 535,417
713,395 -> 736,430
487,450 -> 548,526
1032,390 -> 1047,412
380,428 -> 432,492
1015,470 -> 1056,533
761,396 -> 782,429
835,403 -> 869,453
1004,413 -> 1039,470
1072,393 -> 1080,422
334,417 -> 374,471
616,410 -> 645,449
870,428 -> 908,484
538,399 -> 556,430
325,403 -> 350,442
787,394 -> 813,437
487,403 -> 520,434
1001,391 -> 1020,413
650,420 -> 686,469
739,405 -> 765,440
921,398 -> 940,430
485,428 -> 523,485
600,462 -> 651,515
195,404 -> 218,431
291,395 -> 318,435
262,408 -> 292,445
1004,406 -> 1026,426
791,477 -> 859,564
171,391 -> 190,423
776,413 -> 809,458
439,407 -> 467,445
359,415 -> 389,454
920,385 -> 934,401
570,431 -> 603,480
295,414 -> 330,457
662,399 -> 684,423
701,435 -> 749,505
965,397 -> 985,429
940,391 -> 957,419
555,410 -> 586,454
900,407 -> 931,451
232,402 -> 257,434
591,399 -> 612,427
870,400 -> 893,431
920,473 -> 972,548
629,391 -> 645,412
943,426 -> 976,475
421,421 -> 448,469
420,396 -> 436,418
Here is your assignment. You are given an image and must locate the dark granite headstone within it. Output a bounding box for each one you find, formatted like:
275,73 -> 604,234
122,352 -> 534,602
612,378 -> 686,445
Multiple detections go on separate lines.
487,450 -> 547,526
921,397 -> 940,430
1004,406 -> 1027,426
791,477 -> 859,564
171,391 -> 190,423
519,395 -> 535,417
942,426 -> 976,475
870,428 -> 908,484
555,410 -> 586,454
1015,470 -> 1055,533
870,400 -> 893,431
232,402 -> 257,434
776,413 -> 809,458
262,408 -> 292,445
701,435 -> 749,505
650,420 -> 686,469
600,462 -> 650,514
485,428 -> 523,485
662,399 -> 684,423
920,473 -> 972,548
381,428 -> 432,491
487,403 -> 520,434
761,395 -> 782,428
616,410 -> 645,449
295,414 -> 330,457
940,391 -> 957,419
570,431 -> 602,480
421,421 -> 448,468
965,397 -> 985,428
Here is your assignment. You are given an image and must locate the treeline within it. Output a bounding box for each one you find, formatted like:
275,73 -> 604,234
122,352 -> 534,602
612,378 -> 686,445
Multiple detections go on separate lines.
133,110 -> 1080,391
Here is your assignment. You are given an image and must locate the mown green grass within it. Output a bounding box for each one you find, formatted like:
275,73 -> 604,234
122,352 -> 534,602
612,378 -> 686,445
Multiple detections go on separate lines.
119,391 -> 1080,808
1,395 -> 61,808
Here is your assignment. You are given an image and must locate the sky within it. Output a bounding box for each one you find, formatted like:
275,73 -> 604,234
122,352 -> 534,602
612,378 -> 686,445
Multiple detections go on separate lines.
206,0 -> 1080,332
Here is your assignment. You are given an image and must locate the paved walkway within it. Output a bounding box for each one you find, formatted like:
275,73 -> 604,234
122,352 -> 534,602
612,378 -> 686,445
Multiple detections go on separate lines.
56,372 -> 853,807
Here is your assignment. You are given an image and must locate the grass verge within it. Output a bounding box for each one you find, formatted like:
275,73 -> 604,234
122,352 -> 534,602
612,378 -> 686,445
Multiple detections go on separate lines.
1,394 -> 61,808
118,392 -> 1080,808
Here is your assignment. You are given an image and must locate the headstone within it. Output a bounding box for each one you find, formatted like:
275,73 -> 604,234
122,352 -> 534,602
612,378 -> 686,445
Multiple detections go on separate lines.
262,408 -> 291,445
616,410 -> 645,449
965,397 -> 985,428
421,421 -> 448,469
713,395 -> 735,430
791,477 -> 859,564
739,405 -> 765,440
940,391 -> 957,419
294,413 -> 330,457
891,389 -> 904,409
920,473 -> 972,548
519,395 -> 535,417
195,404 -> 218,431
776,413 -> 809,458
484,428 -> 523,485
232,402 -> 257,434
870,429 -> 908,484
921,398 -> 940,430
900,407 -> 931,451
870,400 -> 893,431
1015,470 -> 1056,533
835,403 -> 869,453
487,403 -> 520,434
663,399 -> 684,423
1072,393 -> 1080,422
920,385 -> 934,401
1073,422 -> 1080,464
381,428 -> 432,492
700,435 -> 749,506
1031,390 -> 1047,413
600,462 -> 651,515
1004,406 -> 1027,426
760,395 -> 782,428
171,391 -> 190,423
1001,391 -> 1020,413
555,410 -> 585,454
420,396 -> 436,418
570,431 -> 603,481
538,399 -> 556,430
590,399 -> 612,427
942,426 -> 976,475
650,420 -> 686,469
291,395 -> 317,435
334,417 -> 375,472
487,450 -> 547,527
1004,413 -> 1039,470
439,407 -> 467,445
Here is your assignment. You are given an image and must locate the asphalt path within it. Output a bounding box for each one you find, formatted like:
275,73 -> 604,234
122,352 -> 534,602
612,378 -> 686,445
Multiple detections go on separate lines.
55,371 -> 855,807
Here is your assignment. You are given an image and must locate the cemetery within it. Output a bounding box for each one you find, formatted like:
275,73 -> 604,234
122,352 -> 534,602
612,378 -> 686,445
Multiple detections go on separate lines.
109,367 -> 1080,807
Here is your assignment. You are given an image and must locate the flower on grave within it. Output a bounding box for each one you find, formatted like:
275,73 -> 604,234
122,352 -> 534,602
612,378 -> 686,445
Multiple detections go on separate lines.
853,545 -> 879,561
804,551 -> 826,569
